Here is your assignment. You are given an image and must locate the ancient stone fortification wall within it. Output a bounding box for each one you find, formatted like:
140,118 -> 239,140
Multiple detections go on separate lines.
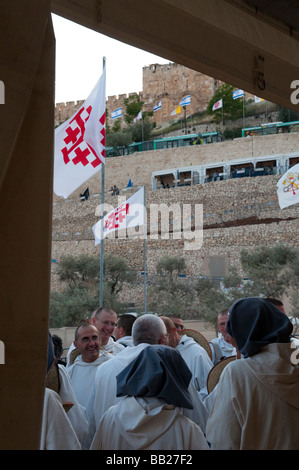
141,63 -> 217,126
52,175 -> 299,252
55,63 -> 219,128
51,132 -> 299,308
52,177 -> 299,299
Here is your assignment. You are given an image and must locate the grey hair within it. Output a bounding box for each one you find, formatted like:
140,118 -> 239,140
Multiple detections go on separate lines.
132,314 -> 167,346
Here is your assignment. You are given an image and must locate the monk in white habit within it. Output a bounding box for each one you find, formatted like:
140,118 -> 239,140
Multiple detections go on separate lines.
176,333 -> 213,401
206,297 -> 299,450
209,309 -> 237,364
85,314 -> 169,445
66,307 -> 124,366
160,316 -> 209,433
160,316 -> 213,400
40,388 -> 81,450
47,333 -> 90,447
90,345 -> 210,450
41,334 -> 81,450
90,307 -> 125,355
67,322 -> 112,409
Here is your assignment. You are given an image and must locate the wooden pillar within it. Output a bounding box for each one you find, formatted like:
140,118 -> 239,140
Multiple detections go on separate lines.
0,1 -> 55,449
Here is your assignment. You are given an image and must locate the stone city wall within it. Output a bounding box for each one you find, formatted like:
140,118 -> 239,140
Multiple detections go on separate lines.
51,176 -> 299,301
141,63 -> 217,127
51,131 -> 299,308
55,63 -> 218,128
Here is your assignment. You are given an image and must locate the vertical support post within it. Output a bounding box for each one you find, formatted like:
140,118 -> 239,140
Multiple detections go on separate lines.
100,57 -> 106,307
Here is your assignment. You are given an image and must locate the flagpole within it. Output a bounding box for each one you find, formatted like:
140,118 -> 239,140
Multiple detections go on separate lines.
141,116 -> 144,152
143,185 -> 147,314
100,57 -> 106,307
222,102 -> 224,126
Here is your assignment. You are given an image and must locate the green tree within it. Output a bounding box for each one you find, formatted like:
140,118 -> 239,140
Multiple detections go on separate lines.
194,277 -> 229,330
103,253 -> 136,295
111,119 -> 122,133
50,285 -> 98,327
106,129 -> 133,155
195,245 -> 299,330
129,119 -> 154,143
207,83 -> 245,123
148,255 -> 194,316
55,254 -> 100,286
278,106 -> 299,123
50,253 -> 136,327
124,94 -> 144,124
239,244 -> 297,298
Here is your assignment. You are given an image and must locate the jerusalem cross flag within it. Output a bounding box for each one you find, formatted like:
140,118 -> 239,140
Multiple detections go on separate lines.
212,98 -> 223,111
92,186 -> 145,245
54,64 -> 106,198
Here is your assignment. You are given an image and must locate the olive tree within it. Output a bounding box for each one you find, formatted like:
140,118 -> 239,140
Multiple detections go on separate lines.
50,253 -> 136,327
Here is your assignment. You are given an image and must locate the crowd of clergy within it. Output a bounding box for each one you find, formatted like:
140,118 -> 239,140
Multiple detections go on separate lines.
42,299 -> 299,450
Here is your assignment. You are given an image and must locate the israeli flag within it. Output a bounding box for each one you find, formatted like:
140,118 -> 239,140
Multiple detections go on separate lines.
111,107 -> 122,119
233,89 -> 244,100
153,100 -> 162,112
180,95 -> 191,106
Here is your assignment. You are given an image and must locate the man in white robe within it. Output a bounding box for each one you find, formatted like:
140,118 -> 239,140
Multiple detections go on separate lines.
57,364 -> 90,448
160,317 -> 209,431
90,307 -> 125,355
42,334 -> 81,450
67,323 -> 112,409
86,314 -> 169,443
160,316 -> 213,401
206,297 -> 299,450
209,309 -> 236,365
40,388 -> 81,450
66,307 -> 124,366
90,345 -> 209,451
114,313 -> 136,347
47,334 -> 89,445
177,334 -> 213,400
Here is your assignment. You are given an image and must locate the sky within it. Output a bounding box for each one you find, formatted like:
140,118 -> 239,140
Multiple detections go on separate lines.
52,14 -> 171,104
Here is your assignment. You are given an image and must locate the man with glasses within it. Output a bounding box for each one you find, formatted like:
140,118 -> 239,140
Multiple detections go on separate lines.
90,307 -> 125,355
66,306 -> 124,367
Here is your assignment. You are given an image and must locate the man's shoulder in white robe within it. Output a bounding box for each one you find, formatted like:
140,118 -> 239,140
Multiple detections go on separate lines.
176,334 -> 213,400
104,336 -> 125,355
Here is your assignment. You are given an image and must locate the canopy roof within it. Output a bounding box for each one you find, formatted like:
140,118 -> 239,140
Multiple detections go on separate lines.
51,0 -> 299,110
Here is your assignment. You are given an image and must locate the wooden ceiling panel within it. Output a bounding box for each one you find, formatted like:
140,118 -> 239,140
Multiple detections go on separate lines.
51,0 -> 299,110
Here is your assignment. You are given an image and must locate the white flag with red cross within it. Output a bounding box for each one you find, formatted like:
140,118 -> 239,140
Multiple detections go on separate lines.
92,186 -> 145,245
212,98 -> 223,111
54,65 -> 106,198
